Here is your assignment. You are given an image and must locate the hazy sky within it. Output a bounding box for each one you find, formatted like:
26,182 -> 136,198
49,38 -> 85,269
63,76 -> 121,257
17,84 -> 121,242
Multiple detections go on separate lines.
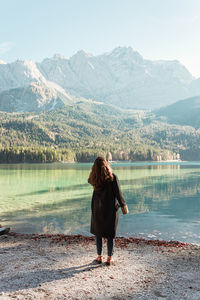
1,0 -> 200,77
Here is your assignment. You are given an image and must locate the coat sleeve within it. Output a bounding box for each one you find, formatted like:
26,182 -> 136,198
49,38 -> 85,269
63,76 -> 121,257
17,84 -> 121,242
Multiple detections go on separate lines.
112,174 -> 126,207
91,190 -> 95,212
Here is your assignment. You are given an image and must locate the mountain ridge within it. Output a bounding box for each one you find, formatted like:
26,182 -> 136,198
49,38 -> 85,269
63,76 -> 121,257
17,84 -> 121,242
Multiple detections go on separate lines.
1,46 -> 199,111
156,95 -> 200,128
0,82 -> 75,113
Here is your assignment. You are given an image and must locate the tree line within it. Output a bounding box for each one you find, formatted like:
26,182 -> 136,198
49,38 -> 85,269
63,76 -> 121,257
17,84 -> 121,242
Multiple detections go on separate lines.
0,146 -> 179,163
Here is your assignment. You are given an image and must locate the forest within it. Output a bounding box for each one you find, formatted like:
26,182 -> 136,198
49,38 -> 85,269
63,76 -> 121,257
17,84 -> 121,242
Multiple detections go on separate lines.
0,104 -> 200,163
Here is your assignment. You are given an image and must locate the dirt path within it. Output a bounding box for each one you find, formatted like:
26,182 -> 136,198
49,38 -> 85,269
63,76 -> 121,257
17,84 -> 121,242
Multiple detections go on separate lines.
0,233 -> 200,299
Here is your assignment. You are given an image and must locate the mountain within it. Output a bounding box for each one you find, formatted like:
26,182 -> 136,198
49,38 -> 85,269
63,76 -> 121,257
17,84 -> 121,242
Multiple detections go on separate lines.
37,47 -> 195,109
0,59 -> 46,92
0,47 -> 199,111
0,59 -> 6,64
0,81 -> 75,113
0,101 -> 143,151
156,96 -> 200,128
189,78 -> 200,96
0,58 -> 79,112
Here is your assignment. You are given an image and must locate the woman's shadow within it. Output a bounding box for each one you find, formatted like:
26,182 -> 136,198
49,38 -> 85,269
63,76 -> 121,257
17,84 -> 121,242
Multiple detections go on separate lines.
0,262 -> 102,293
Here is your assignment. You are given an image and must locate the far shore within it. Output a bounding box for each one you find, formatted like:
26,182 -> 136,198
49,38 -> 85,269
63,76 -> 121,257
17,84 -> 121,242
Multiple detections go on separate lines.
0,232 -> 199,299
0,159 -> 193,165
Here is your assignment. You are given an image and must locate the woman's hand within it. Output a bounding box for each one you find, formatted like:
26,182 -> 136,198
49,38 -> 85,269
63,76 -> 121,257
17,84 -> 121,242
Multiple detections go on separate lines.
121,205 -> 129,215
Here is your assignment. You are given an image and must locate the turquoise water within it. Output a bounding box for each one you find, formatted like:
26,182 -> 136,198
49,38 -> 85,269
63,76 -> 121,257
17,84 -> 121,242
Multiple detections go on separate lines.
0,162 -> 200,244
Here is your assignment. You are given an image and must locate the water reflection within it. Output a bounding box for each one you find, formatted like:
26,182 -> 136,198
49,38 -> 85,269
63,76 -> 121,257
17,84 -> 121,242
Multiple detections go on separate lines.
0,163 -> 200,244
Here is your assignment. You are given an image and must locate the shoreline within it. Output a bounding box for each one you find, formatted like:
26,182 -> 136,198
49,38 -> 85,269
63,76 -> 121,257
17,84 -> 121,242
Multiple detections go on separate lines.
6,231 -> 200,247
1,232 -> 200,299
8,232 -> 193,247
0,159 -> 188,165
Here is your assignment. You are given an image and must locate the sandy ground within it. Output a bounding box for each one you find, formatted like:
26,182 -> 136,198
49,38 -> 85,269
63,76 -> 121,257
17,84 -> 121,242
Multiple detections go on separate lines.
0,233 -> 200,300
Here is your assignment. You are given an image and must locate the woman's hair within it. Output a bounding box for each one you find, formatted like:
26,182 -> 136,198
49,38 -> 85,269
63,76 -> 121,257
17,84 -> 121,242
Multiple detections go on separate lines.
88,157 -> 113,190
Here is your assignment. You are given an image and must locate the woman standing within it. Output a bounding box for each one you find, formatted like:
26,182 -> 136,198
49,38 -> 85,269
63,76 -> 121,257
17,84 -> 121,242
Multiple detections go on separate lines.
88,157 -> 128,265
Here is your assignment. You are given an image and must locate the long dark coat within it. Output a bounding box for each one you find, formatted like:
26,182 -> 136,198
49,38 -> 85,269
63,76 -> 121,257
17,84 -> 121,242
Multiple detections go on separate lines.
90,174 -> 126,238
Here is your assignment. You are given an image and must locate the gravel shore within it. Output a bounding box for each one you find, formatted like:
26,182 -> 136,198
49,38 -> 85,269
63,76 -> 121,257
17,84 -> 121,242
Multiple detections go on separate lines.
0,233 -> 200,300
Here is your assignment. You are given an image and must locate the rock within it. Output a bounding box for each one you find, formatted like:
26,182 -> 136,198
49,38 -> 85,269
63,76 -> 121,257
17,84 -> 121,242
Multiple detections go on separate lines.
0,227 -> 10,235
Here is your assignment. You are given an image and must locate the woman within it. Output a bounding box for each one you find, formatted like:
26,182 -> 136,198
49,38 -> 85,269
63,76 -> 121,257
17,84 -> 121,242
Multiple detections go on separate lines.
88,157 -> 128,265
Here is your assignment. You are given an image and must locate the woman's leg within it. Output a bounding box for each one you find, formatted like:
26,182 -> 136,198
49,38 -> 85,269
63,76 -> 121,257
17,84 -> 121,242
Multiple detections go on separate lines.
107,238 -> 114,257
96,236 -> 102,255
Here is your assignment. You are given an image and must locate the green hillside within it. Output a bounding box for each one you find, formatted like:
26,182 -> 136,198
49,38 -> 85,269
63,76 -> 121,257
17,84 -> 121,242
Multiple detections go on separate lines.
1,99 -> 200,162
156,96 -> 200,129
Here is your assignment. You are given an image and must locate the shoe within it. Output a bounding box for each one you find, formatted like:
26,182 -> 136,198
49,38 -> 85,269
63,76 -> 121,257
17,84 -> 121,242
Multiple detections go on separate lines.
93,255 -> 102,264
106,256 -> 114,266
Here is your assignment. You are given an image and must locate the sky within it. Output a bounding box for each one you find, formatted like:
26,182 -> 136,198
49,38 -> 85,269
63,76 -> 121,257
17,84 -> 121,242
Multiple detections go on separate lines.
0,0 -> 200,77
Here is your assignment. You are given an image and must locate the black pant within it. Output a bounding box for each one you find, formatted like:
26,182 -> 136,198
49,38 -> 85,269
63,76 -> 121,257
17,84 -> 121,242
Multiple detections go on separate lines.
96,236 -> 114,256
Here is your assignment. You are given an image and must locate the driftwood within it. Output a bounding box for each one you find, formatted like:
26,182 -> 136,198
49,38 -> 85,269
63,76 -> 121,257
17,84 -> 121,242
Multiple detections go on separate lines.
0,227 -> 10,236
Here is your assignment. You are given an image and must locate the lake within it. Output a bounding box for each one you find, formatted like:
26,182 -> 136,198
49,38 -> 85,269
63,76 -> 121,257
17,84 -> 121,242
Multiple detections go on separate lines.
0,162 -> 200,245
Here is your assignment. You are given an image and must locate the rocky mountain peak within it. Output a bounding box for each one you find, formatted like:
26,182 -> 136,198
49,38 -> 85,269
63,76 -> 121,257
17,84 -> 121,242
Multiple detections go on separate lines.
52,53 -> 67,60
70,50 -> 93,62
107,46 -> 143,62
1,46 -> 200,110
0,59 -> 46,93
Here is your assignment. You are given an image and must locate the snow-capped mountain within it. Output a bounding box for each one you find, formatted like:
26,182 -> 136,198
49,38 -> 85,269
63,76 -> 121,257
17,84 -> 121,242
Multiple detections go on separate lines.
0,46 -> 199,111
37,46 -> 195,109
0,59 -> 46,92
0,58 -> 77,112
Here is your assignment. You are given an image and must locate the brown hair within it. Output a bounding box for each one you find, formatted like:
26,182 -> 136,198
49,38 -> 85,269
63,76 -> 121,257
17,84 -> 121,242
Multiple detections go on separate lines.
88,157 -> 113,190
